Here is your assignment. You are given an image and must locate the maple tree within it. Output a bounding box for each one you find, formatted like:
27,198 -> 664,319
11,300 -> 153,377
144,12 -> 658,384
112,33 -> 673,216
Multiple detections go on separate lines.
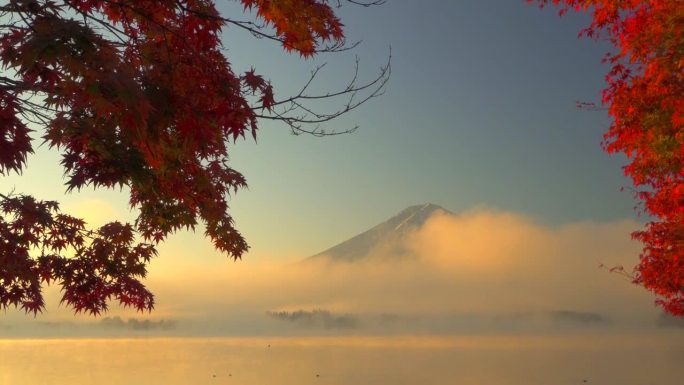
0,0 -> 388,315
531,0 -> 684,316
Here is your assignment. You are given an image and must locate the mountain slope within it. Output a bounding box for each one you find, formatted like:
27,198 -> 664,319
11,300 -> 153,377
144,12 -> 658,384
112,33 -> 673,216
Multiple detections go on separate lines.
307,203 -> 450,262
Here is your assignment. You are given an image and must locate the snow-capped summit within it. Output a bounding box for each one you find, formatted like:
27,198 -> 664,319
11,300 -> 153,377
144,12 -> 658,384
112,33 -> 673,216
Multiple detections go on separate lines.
307,203 -> 450,262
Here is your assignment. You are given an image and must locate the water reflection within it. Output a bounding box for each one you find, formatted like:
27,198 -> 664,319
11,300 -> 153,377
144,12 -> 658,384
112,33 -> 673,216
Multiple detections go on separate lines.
1,334 -> 682,385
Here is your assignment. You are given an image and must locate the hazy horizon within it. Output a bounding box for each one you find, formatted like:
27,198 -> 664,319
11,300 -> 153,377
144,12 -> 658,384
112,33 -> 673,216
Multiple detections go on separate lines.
1,206 -> 680,338
2,1 -> 682,384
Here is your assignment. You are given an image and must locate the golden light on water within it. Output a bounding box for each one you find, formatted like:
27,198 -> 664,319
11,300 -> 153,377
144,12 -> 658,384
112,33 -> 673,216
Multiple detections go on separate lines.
1,335 -> 683,385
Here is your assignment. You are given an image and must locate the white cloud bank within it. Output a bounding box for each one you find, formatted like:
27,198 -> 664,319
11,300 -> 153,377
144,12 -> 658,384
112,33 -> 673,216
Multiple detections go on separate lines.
1,207 -> 670,336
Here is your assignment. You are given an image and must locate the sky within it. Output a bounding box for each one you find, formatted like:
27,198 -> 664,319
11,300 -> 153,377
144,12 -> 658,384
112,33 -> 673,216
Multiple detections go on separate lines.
1,0 -> 671,337
218,0 -> 634,256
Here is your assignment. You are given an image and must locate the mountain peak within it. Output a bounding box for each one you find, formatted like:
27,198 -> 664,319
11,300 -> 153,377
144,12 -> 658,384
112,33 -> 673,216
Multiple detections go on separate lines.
307,203 -> 450,262
392,203 -> 445,227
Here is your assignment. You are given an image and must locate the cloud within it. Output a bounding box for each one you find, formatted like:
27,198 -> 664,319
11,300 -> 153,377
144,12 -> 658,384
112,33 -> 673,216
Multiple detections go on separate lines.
266,309 -> 359,330
141,208 -> 660,331
4,207 -> 668,336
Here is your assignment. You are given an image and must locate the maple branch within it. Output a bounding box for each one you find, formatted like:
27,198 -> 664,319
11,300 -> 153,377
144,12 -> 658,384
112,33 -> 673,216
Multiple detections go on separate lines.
175,1 -> 361,54
1,191 -> 157,315
0,192 -> 157,258
0,0 -> 390,314
97,0 -> 193,51
0,76 -> 23,87
33,0 -> 389,138
224,17 -> 359,54
335,0 -> 387,7
253,48 -> 391,136
576,101 -> 608,111
63,0 -> 133,46
13,6 -> 38,34
14,95 -> 59,121
599,263 -> 637,281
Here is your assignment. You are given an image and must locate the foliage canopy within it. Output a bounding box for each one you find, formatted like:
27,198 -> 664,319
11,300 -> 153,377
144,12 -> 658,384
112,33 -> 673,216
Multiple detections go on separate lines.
533,0 -> 684,315
0,0 -> 388,315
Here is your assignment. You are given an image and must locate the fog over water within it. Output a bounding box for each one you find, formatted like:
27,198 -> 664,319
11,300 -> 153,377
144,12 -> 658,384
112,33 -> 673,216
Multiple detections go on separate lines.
2,209 -> 683,384
2,0 -> 681,383
1,335 -> 683,385
1,208 -> 674,337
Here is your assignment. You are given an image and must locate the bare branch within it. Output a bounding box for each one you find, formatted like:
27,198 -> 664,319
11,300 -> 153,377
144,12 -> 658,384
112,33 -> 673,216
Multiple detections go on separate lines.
335,0 -> 387,7
252,48 -> 391,136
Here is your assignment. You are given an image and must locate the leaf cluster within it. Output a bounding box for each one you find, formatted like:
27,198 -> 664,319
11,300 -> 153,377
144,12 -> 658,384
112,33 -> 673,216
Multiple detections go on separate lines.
533,0 -> 684,315
0,0 -> 387,314
0,193 -> 155,314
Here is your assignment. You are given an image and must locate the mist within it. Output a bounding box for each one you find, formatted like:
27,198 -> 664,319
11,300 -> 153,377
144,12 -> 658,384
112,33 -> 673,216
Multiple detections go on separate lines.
0,207 -> 668,337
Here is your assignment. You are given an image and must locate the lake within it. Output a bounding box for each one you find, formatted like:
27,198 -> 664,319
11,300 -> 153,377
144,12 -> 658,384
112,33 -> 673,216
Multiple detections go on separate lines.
1,334 -> 682,385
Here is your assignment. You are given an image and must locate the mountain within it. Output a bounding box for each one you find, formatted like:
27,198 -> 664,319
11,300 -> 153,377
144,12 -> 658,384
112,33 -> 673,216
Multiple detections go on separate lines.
307,203 -> 451,262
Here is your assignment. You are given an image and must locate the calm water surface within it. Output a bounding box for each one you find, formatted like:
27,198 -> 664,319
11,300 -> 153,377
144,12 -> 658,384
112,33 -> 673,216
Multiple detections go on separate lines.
1,334 -> 682,385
